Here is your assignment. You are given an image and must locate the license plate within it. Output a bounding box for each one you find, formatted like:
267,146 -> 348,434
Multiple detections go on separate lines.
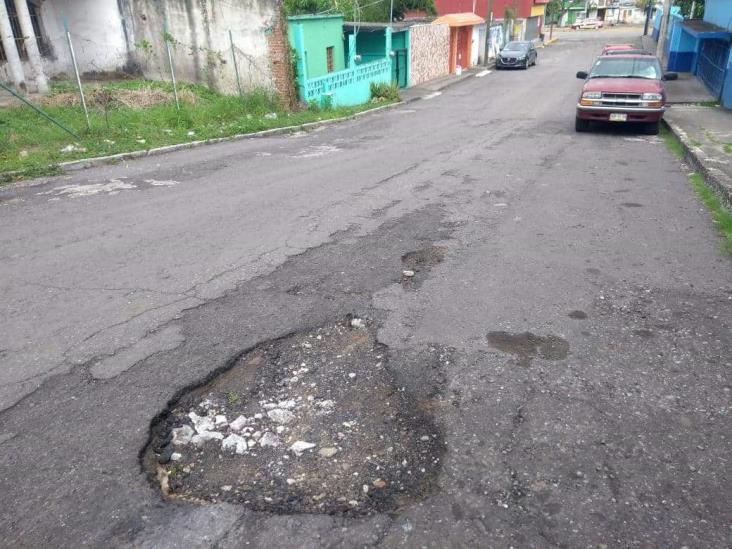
609,113 -> 627,122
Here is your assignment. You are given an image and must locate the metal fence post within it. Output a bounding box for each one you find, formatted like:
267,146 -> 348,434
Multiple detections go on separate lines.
229,30 -> 243,99
0,81 -> 79,138
164,23 -> 181,111
64,19 -> 90,130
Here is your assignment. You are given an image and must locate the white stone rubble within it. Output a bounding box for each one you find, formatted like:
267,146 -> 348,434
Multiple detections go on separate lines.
267,409 -> 295,424
172,425 -> 195,446
222,434 -> 249,454
290,441 -> 316,456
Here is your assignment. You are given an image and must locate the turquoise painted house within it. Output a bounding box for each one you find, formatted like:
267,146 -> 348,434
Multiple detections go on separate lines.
658,0 -> 732,108
345,23 -> 411,88
288,14 -> 392,107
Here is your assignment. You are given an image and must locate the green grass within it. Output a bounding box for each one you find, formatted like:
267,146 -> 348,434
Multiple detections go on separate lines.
688,173 -> 732,255
661,126 -> 732,255
690,100 -> 720,107
0,80 -> 392,183
660,125 -> 685,159
724,143 -> 732,155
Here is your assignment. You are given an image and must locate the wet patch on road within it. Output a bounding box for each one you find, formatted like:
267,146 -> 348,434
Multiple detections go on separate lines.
568,310 -> 588,320
620,202 -> 644,208
486,331 -> 570,367
145,318 -> 445,516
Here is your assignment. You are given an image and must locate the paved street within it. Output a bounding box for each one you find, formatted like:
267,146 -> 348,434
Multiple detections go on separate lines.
1,29 -> 730,547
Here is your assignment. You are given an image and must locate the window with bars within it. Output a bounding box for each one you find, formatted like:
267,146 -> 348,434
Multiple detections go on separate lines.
326,46 -> 334,73
0,0 -> 48,62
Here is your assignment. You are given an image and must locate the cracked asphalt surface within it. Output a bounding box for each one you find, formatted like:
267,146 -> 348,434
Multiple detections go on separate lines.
1,30 -> 731,547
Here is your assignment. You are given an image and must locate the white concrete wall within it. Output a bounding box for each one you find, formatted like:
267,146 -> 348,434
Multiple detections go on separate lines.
37,0 -> 129,77
125,0 -> 277,93
470,25 -> 480,67
1,0 -> 278,94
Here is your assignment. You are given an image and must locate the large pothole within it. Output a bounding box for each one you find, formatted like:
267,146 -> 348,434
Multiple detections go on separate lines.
144,318 -> 445,515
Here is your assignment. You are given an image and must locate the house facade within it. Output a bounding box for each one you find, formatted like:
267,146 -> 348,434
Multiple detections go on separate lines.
0,0 -> 295,105
288,14 -> 392,107
658,0 -> 732,109
434,0 -> 550,41
433,12 -> 484,73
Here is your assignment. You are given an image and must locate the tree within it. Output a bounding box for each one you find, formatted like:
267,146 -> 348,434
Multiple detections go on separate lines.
284,0 -> 436,21
675,0 -> 704,18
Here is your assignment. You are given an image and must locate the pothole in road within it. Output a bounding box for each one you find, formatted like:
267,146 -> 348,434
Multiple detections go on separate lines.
144,318 -> 445,515
487,331 -> 570,367
401,246 -> 447,289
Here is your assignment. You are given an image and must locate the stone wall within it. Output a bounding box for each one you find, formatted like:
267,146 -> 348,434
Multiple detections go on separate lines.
409,24 -> 449,86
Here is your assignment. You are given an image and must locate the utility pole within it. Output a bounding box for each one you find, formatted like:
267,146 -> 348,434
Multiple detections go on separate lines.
643,0 -> 651,36
483,0 -> 495,66
656,0 -> 672,65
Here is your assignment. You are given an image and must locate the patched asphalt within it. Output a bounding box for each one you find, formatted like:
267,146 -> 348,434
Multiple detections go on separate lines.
1,29 -> 731,547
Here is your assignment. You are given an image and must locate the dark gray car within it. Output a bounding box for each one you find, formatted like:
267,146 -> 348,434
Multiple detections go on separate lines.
496,41 -> 537,70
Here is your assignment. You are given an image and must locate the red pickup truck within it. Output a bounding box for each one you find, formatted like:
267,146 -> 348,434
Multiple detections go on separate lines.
575,54 -> 678,135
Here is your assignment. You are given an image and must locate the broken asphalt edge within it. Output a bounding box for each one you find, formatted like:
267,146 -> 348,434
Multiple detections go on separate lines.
0,102 -> 402,186
2,69 -> 484,187
662,117 -> 732,210
59,102 -> 402,172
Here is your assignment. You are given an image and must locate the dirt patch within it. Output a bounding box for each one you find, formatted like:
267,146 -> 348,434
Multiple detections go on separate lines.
41,87 -> 197,109
144,318 -> 445,515
486,331 -> 570,367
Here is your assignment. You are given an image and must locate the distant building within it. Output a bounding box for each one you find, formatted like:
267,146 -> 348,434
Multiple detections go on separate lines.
657,0 -> 732,108
434,0 -> 550,42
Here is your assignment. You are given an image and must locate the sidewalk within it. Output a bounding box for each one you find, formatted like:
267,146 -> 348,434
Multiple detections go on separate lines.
400,65 -> 489,102
664,105 -> 732,208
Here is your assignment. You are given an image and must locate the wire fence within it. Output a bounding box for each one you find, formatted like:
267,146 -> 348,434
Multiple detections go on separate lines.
1,8 -> 286,116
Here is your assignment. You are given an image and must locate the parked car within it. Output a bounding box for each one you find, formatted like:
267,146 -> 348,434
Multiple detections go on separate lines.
575,54 -> 678,134
496,41 -> 537,70
572,18 -> 604,30
605,48 -> 654,56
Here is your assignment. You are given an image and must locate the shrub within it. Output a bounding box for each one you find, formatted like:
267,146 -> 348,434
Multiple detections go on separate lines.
370,82 -> 400,103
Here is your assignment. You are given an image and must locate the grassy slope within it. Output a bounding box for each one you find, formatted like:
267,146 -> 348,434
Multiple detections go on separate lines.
0,80 -> 390,182
661,126 -> 732,255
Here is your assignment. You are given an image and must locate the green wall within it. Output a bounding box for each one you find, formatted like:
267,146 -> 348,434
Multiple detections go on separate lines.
288,15 -> 346,79
345,28 -> 410,88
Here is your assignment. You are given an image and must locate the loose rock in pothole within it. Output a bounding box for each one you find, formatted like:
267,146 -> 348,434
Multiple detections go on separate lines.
145,318 -> 444,515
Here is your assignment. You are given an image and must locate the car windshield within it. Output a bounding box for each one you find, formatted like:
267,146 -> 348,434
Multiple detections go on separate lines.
589,57 -> 661,79
503,42 -> 528,52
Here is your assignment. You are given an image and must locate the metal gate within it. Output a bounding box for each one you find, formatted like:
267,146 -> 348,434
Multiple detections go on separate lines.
697,38 -> 731,99
525,16 -> 540,41
392,48 -> 408,88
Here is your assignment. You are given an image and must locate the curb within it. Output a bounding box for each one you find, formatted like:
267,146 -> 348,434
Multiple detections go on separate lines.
0,101 -> 404,184
3,67 -> 487,185
59,101 -> 403,173
663,118 -> 732,210
402,63 -> 496,103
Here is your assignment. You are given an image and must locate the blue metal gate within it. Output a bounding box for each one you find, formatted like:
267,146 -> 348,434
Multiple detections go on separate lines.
696,38 -> 731,98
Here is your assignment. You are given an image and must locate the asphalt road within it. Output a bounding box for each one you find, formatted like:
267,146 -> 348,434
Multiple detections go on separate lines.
1,29 -> 730,547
